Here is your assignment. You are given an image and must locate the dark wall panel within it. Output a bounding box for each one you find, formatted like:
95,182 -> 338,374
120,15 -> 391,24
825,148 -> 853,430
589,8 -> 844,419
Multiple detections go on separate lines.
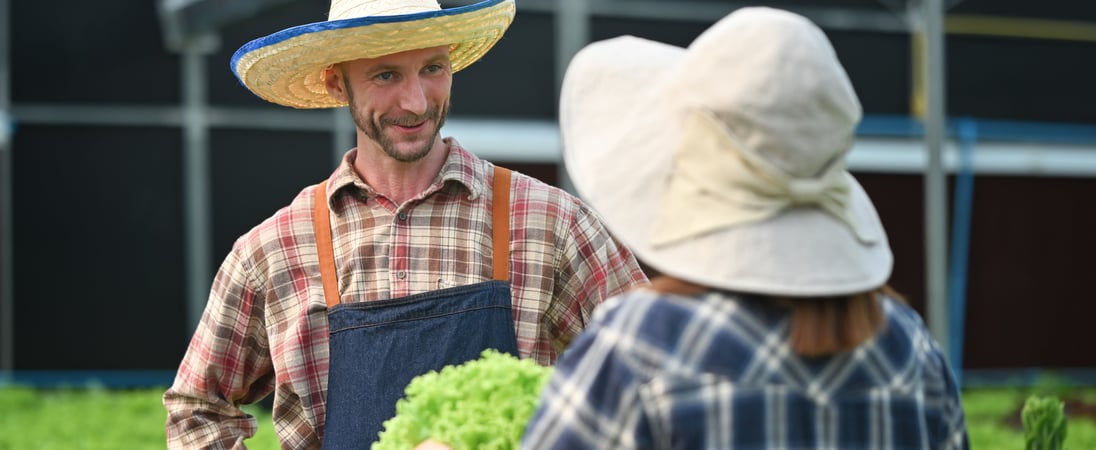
452,12 -> 558,118
210,129 -> 335,263
856,172 -> 1096,370
948,36 -> 1096,124
960,176 -> 1096,368
12,125 -> 185,370
11,0 -> 180,104
855,173 -> 927,312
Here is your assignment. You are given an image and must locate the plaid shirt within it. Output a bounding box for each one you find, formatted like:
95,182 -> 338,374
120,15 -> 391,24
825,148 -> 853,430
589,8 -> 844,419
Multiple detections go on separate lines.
163,139 -> 647,449
522,290 -> 969,450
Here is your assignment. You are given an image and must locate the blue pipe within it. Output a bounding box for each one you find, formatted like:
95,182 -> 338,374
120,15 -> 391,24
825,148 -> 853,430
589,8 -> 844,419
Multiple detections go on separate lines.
947,117 -> 977,388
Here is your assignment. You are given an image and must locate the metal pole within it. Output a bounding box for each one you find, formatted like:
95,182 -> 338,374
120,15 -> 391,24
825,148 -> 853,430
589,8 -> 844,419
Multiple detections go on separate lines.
182,35 -> 217,332
333,107 -> 352,167
0,0 -> 12,373
920,0 -> 950,350
554,0 -> 589,194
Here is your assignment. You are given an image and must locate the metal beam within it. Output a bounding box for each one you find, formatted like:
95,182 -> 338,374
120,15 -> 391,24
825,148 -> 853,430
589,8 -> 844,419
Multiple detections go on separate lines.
333,108 -> 353,167
10,104 -> 1096,176
554,0 -> 589,193
916,0 -> 951,358
0,0 -> 12,373
181,36 -> 218,333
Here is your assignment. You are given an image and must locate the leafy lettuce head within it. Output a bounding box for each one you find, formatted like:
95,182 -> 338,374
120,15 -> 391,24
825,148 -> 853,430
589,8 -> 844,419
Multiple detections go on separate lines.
372,349 -> 553,450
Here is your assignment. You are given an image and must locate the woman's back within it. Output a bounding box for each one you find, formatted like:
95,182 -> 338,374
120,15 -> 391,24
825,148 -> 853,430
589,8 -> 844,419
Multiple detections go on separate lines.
523,290 -> 968,449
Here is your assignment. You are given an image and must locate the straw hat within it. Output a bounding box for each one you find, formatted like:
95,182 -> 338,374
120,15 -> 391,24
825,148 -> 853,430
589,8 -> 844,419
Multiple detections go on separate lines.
560,7 -> 893,297
231,0 -> 515,109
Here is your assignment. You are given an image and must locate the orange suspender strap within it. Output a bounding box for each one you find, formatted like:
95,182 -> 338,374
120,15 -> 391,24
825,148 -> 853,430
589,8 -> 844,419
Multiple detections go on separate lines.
492,166 -> 512,282
313,181 -> 341,309
312,167 -> 511,308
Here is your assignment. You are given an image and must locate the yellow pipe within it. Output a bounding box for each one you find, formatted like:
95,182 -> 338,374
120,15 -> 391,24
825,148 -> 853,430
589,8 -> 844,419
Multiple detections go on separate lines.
946,14 -> 1096,42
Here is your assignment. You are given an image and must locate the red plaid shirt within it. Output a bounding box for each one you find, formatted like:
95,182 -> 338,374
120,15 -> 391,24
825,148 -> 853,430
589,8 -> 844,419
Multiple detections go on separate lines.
163,139 -> 648,449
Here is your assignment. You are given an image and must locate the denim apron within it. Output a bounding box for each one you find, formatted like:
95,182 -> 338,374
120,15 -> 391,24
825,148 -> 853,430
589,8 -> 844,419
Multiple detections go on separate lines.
313,167 -> 519,449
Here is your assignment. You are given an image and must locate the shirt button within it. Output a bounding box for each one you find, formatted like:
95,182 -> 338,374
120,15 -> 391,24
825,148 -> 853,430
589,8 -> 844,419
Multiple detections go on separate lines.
397,271 -> 407,279
397,212 -> 408,221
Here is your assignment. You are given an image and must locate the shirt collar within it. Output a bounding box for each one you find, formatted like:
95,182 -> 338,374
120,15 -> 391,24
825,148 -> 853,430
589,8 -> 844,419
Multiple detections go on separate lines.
322,137 -> 488,208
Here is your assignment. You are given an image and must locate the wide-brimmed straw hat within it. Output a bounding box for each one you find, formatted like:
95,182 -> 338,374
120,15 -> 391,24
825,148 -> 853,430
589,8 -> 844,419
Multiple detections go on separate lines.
561,7 -> 893,297
231,0 -> 515,109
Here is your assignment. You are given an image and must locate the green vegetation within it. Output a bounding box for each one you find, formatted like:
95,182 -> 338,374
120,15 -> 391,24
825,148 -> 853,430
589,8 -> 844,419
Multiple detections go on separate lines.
374,350 -> 553,450
965,388 -> 1096,449
1022,396 -> 1068,450
0,384 -> 278,450
1,384 -> 1095,449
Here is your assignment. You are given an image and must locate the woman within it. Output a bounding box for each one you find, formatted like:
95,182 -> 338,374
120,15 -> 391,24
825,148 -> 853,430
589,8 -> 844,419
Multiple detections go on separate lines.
521,7 -> 968,450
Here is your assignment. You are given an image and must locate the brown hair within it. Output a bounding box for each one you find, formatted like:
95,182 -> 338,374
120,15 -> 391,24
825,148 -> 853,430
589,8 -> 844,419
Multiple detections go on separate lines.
645,276 -> 903,358
776,285 -> 903,357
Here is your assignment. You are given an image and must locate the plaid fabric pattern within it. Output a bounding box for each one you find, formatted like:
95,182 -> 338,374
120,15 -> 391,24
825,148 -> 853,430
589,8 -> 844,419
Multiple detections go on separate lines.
522,290 -> 969,450
163,139 -> 647,449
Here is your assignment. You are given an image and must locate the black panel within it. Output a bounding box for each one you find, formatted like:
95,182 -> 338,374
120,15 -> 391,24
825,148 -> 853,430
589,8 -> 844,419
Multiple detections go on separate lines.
948,35 -> 1096,124
951,0 -> 1096,21
829,31 -> 912,116
854,172 -> 1096,370
210,129 -> 334,262
12,125 -> 185,370
11,0 -> 180,104
451,12 -> 557,118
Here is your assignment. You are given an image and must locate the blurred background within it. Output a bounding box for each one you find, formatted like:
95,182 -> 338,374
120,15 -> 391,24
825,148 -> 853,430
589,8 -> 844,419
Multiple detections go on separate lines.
1,0 -> 1094,391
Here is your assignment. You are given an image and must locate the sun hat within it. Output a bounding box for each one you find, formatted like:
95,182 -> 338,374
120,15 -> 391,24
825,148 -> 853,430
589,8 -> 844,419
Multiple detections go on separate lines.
230,0 -> 515,109
560,7 -> 893,297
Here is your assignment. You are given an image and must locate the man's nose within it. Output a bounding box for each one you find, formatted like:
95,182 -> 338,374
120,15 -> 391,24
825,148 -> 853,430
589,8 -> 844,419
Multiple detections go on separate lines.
396,75 -> 428,115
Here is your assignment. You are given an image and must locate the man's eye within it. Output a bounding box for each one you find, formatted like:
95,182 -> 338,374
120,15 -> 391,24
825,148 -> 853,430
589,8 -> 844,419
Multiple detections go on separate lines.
425,64 -> 443,73
375,72 -> 396,81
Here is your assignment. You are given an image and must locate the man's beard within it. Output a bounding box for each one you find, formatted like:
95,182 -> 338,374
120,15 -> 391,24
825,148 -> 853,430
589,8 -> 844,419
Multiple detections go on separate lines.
345,86 -> 449,163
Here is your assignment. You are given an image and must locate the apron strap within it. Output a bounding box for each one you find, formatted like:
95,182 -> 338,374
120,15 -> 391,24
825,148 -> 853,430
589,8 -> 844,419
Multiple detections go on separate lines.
314,181 -> 341,309
312,166 -> 513,308
491,166 -> 511,282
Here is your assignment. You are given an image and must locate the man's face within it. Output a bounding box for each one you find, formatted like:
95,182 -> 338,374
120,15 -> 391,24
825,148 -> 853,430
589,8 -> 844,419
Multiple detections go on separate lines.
332,46 -> 453,163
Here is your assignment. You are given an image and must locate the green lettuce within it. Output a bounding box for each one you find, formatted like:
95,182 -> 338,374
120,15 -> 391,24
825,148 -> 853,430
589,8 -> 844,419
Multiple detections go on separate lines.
372,349 -> 553,450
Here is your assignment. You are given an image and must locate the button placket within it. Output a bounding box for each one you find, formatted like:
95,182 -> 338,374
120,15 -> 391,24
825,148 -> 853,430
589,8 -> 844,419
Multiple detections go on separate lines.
392,208 -> 410,291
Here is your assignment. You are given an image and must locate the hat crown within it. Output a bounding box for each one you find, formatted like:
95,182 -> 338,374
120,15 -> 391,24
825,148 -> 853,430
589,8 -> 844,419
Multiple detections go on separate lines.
559,7 -> 892,296
329,0 -> 441,21
670,8 -> 862,179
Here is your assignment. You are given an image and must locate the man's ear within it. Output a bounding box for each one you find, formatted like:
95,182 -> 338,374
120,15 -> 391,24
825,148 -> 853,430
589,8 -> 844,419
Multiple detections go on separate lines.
323,65 -> 348,102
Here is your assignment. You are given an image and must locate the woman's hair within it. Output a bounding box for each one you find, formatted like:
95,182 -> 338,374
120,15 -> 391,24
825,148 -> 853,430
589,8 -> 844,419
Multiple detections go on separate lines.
776,285 -> 903,357
645,276 -> 904,358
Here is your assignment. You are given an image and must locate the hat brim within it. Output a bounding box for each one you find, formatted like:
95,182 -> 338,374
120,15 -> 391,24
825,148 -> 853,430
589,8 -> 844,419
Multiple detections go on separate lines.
561,34 -> 893,297
231,0 -> 515,109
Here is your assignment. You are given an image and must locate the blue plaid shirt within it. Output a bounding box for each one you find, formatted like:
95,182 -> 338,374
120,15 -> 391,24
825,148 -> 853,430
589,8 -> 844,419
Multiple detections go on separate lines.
522,289 -> 969,450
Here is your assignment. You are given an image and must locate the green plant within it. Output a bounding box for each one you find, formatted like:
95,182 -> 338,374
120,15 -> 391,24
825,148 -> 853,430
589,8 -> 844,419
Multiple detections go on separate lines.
372,349 -> 553,450
1023,395 -> 1068,450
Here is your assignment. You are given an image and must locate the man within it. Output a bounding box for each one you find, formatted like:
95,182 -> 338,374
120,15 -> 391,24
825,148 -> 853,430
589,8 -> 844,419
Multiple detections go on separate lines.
162,0 -> 648,448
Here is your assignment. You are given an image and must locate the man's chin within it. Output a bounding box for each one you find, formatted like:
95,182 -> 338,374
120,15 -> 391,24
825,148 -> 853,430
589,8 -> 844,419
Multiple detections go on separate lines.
383,139 -> 437,163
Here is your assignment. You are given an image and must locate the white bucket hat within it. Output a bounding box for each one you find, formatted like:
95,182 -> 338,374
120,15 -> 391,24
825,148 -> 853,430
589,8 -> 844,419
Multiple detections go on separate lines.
231,0 -> 515,109
561,7 -> 893,297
